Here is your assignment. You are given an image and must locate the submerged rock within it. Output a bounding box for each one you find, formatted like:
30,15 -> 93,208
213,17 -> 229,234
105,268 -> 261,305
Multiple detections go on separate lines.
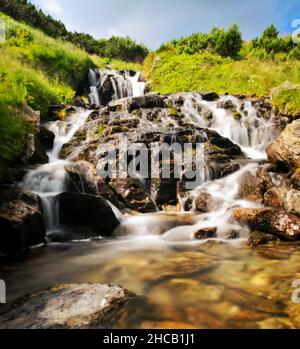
0,284 -> 135,329
232,208 -> 300,241
58,192 -> 120,237
248,231 -> 278,247
0,187 -> 46,257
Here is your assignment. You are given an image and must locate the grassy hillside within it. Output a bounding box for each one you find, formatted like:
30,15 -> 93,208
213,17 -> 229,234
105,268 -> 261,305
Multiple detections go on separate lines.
143,25 -> 300,117
144,48 -> 300,97
0,13 -> 141,176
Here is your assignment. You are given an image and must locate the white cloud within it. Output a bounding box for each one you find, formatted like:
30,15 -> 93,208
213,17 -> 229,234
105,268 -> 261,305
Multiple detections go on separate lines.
36,0 -> 63,17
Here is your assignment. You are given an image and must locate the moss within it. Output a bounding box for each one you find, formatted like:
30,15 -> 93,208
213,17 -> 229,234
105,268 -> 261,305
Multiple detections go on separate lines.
168,107 -> 180,117
232,110 -> 242,120
204,142 -> 225,154
94,125 -> 106,136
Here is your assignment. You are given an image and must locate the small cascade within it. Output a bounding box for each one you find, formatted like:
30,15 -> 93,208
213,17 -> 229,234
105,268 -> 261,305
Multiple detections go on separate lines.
23,109 -> 91,232
89,69 -> 145,106
176,93 -> 277,159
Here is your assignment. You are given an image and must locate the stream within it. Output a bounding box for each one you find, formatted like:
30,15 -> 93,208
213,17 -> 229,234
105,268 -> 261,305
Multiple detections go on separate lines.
0,71 -> 299,329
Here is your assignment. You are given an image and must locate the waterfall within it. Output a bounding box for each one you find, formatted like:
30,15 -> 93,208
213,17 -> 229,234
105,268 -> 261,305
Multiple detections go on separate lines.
88,69 -> 145,106
23,109 -> 91,232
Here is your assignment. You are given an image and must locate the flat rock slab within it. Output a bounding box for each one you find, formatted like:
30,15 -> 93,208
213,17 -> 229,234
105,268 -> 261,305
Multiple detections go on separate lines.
0,284 -> 135,329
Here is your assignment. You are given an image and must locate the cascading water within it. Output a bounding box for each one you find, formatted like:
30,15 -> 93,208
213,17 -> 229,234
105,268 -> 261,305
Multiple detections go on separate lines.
23,109 -> 91,232
117,93 -> 280,243
89,69 -> 145,106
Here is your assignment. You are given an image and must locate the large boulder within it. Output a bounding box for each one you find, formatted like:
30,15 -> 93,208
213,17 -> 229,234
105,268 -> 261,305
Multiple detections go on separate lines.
266,119 -> 300,170
24,134 -> 49,166
65,161 -> 99,195
264,186 -> 300,217
58,192 -> 120,237
0,187 -> 46,257
0,284 -> 135,329
232,208 -> 300,241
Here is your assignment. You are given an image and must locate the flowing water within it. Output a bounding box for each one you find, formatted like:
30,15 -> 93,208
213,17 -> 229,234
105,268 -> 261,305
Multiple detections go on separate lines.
1,85 -> 299,328
22,109 -> 91,231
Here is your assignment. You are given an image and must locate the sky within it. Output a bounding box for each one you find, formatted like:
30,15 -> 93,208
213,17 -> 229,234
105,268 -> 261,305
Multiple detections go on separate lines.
29,0 -> 300,49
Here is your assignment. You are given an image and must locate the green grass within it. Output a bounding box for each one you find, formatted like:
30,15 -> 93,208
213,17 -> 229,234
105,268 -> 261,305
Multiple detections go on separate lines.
143,49 -> 300,97
271,82 -> 300,117
0,12 -> 141,176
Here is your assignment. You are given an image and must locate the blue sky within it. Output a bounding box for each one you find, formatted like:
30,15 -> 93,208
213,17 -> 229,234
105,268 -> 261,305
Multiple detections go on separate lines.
29,0 -> 300,49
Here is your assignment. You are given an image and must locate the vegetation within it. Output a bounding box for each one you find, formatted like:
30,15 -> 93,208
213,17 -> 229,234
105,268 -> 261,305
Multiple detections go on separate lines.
159,25 -> 243,58
0,0 -> 149,62
144,24 -> 300,97
271,82 -> 300,118
0,12 -> 141,175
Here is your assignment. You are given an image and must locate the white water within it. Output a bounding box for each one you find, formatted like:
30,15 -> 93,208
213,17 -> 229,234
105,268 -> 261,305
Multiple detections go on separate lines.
89,69 -> 145,106
23,109 -> 91,232
116,94 -> 279,243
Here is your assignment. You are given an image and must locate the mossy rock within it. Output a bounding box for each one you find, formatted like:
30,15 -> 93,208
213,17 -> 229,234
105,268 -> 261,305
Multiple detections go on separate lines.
204,142 -> 225,154
168,107 -> 180,118
232,110 -> 242,120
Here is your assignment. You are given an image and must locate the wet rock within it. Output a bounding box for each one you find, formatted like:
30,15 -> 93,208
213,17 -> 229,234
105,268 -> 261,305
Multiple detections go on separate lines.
264,187 -> 300,217
97,178 -> 126,211
194,192 -> 213,213
109,178 -> 157,213
248,231 -> 278,247
223,287 -> 286,315
199,91 -> 219,102
194,227 -> 217,240
46,104 -> 67,121
291,171 -> 300,190
266,119 -> 300,170
109,93 -> 164,112
232,208 -> 300,241
0,284 -> 135,329
36,126 -> 55,151
25,134 -> 49,165
239,166 -> 274,203
65,161 -> 99,195
0,187 -> 46,257
58,192 -> 120,237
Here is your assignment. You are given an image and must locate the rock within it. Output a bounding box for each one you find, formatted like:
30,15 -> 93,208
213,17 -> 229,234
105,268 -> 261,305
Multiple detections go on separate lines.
109,178 -> 157,213
21,105 -> 40,128
266,119 -> 300,170
46,104 -> 67,121
194,192 -> 213,213
239,166 -> 274,203
109,93 -> 164,112
25,134 -> 49,166
36,126 -> 55,151
223,287 -> 285,315
97,178 -> 126,210
0,284 -> 135,329
58,192 -> 120,237
194,227 -> 217,240
248,231 -> 278,247
232,208 -> 300,241
65,161 -> 99,195
264,186 -> 300,217
0,187 -> 46,257
291,171 -> 300,190
199,91 -> 219,102
238,171 -> 263,202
